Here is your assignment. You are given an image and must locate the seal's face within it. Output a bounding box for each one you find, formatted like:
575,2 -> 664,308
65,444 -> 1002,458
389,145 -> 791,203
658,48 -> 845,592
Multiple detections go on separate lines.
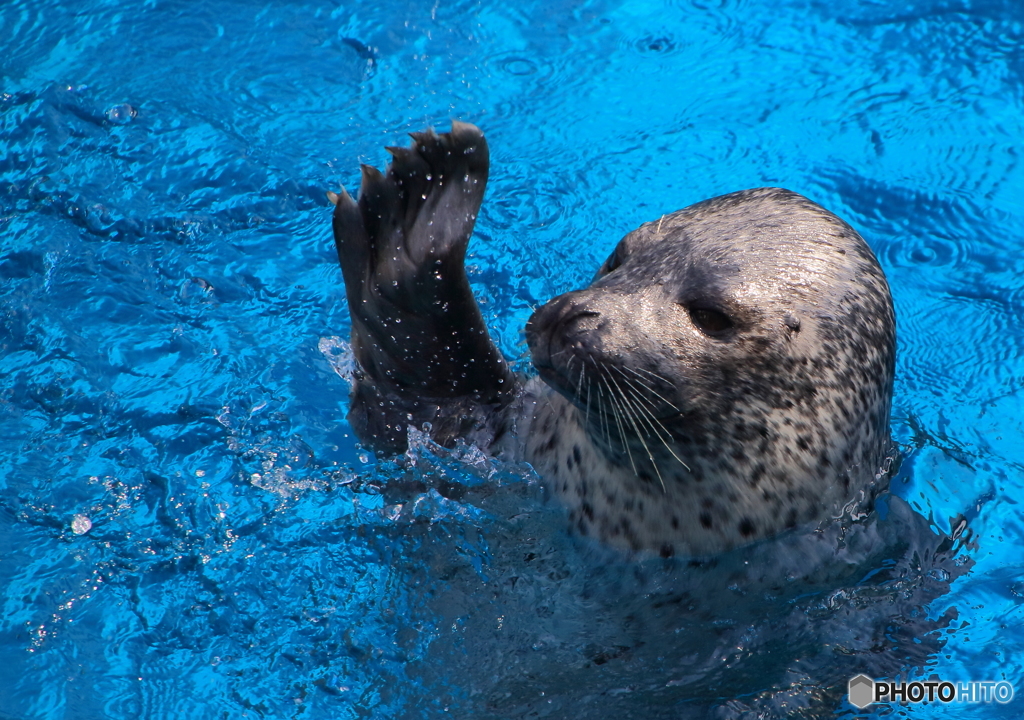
525,188 -> 895,551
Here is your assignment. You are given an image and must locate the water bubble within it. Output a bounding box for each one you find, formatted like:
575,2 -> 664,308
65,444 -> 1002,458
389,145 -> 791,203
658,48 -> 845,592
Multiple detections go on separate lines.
71,514 -> 92,535
105,103 -> 137,125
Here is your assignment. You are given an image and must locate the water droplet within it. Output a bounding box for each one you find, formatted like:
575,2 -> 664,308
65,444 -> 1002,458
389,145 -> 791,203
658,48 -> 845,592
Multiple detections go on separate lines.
105,103 -> 137,125
71,514 -> 92,535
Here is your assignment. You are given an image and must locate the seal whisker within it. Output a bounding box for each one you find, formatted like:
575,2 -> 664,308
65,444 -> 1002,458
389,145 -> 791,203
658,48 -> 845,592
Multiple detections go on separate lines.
597,375 -> 616,441
618,377 -> 689,476
616,366 -> 656,391
585,368 -> 593,426
602,374 -> 637,475
571,356 -> 584,402
594,375 -> 612,447
607,370 -> 654,437
614,367 -> 671,415
610,368 -> 691,473
630,365 -> 676,388
607,371 -> 667,492
620,366 -> 681,412
604,376 -> 633,468
638,406 -> 692,473
583,364 -> 593,428
611,367 -> 656,410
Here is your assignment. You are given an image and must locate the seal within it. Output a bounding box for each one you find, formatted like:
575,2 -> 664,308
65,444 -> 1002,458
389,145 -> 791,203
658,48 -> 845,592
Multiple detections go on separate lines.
328,121 -> 896,557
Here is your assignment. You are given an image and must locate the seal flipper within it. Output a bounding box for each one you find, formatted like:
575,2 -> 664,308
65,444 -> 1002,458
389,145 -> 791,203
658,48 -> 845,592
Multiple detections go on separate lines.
333,121 -> 517,453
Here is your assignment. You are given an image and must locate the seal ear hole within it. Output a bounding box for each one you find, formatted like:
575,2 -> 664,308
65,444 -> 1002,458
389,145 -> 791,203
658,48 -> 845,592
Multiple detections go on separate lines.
688,306 -> 734,336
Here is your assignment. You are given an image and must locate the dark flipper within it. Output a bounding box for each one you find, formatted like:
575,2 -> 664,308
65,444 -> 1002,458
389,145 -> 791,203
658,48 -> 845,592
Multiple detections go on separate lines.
331,121 -> 516,453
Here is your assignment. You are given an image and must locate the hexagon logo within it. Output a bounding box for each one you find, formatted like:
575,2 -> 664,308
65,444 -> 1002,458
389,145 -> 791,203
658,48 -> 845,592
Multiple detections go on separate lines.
848,674 -> 875,709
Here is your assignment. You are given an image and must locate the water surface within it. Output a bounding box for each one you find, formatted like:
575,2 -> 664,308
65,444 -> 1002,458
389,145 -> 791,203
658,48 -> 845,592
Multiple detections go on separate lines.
2,0 -> 1023,718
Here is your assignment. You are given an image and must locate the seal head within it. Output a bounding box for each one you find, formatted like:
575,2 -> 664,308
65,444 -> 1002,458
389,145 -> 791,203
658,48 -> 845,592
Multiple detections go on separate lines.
524,188 -> 895,556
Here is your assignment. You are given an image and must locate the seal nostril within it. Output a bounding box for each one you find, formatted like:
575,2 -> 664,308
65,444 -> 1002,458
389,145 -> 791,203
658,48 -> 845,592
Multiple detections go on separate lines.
558,308 -> 601,333
542,308 -> 600,356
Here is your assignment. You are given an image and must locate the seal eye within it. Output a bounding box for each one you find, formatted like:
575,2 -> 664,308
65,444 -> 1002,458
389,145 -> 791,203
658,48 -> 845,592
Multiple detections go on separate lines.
689,306 -> 733,336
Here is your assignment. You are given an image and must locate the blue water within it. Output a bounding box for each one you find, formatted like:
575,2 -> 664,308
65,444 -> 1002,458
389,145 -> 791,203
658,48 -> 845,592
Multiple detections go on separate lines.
2,0 -> 1023,718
